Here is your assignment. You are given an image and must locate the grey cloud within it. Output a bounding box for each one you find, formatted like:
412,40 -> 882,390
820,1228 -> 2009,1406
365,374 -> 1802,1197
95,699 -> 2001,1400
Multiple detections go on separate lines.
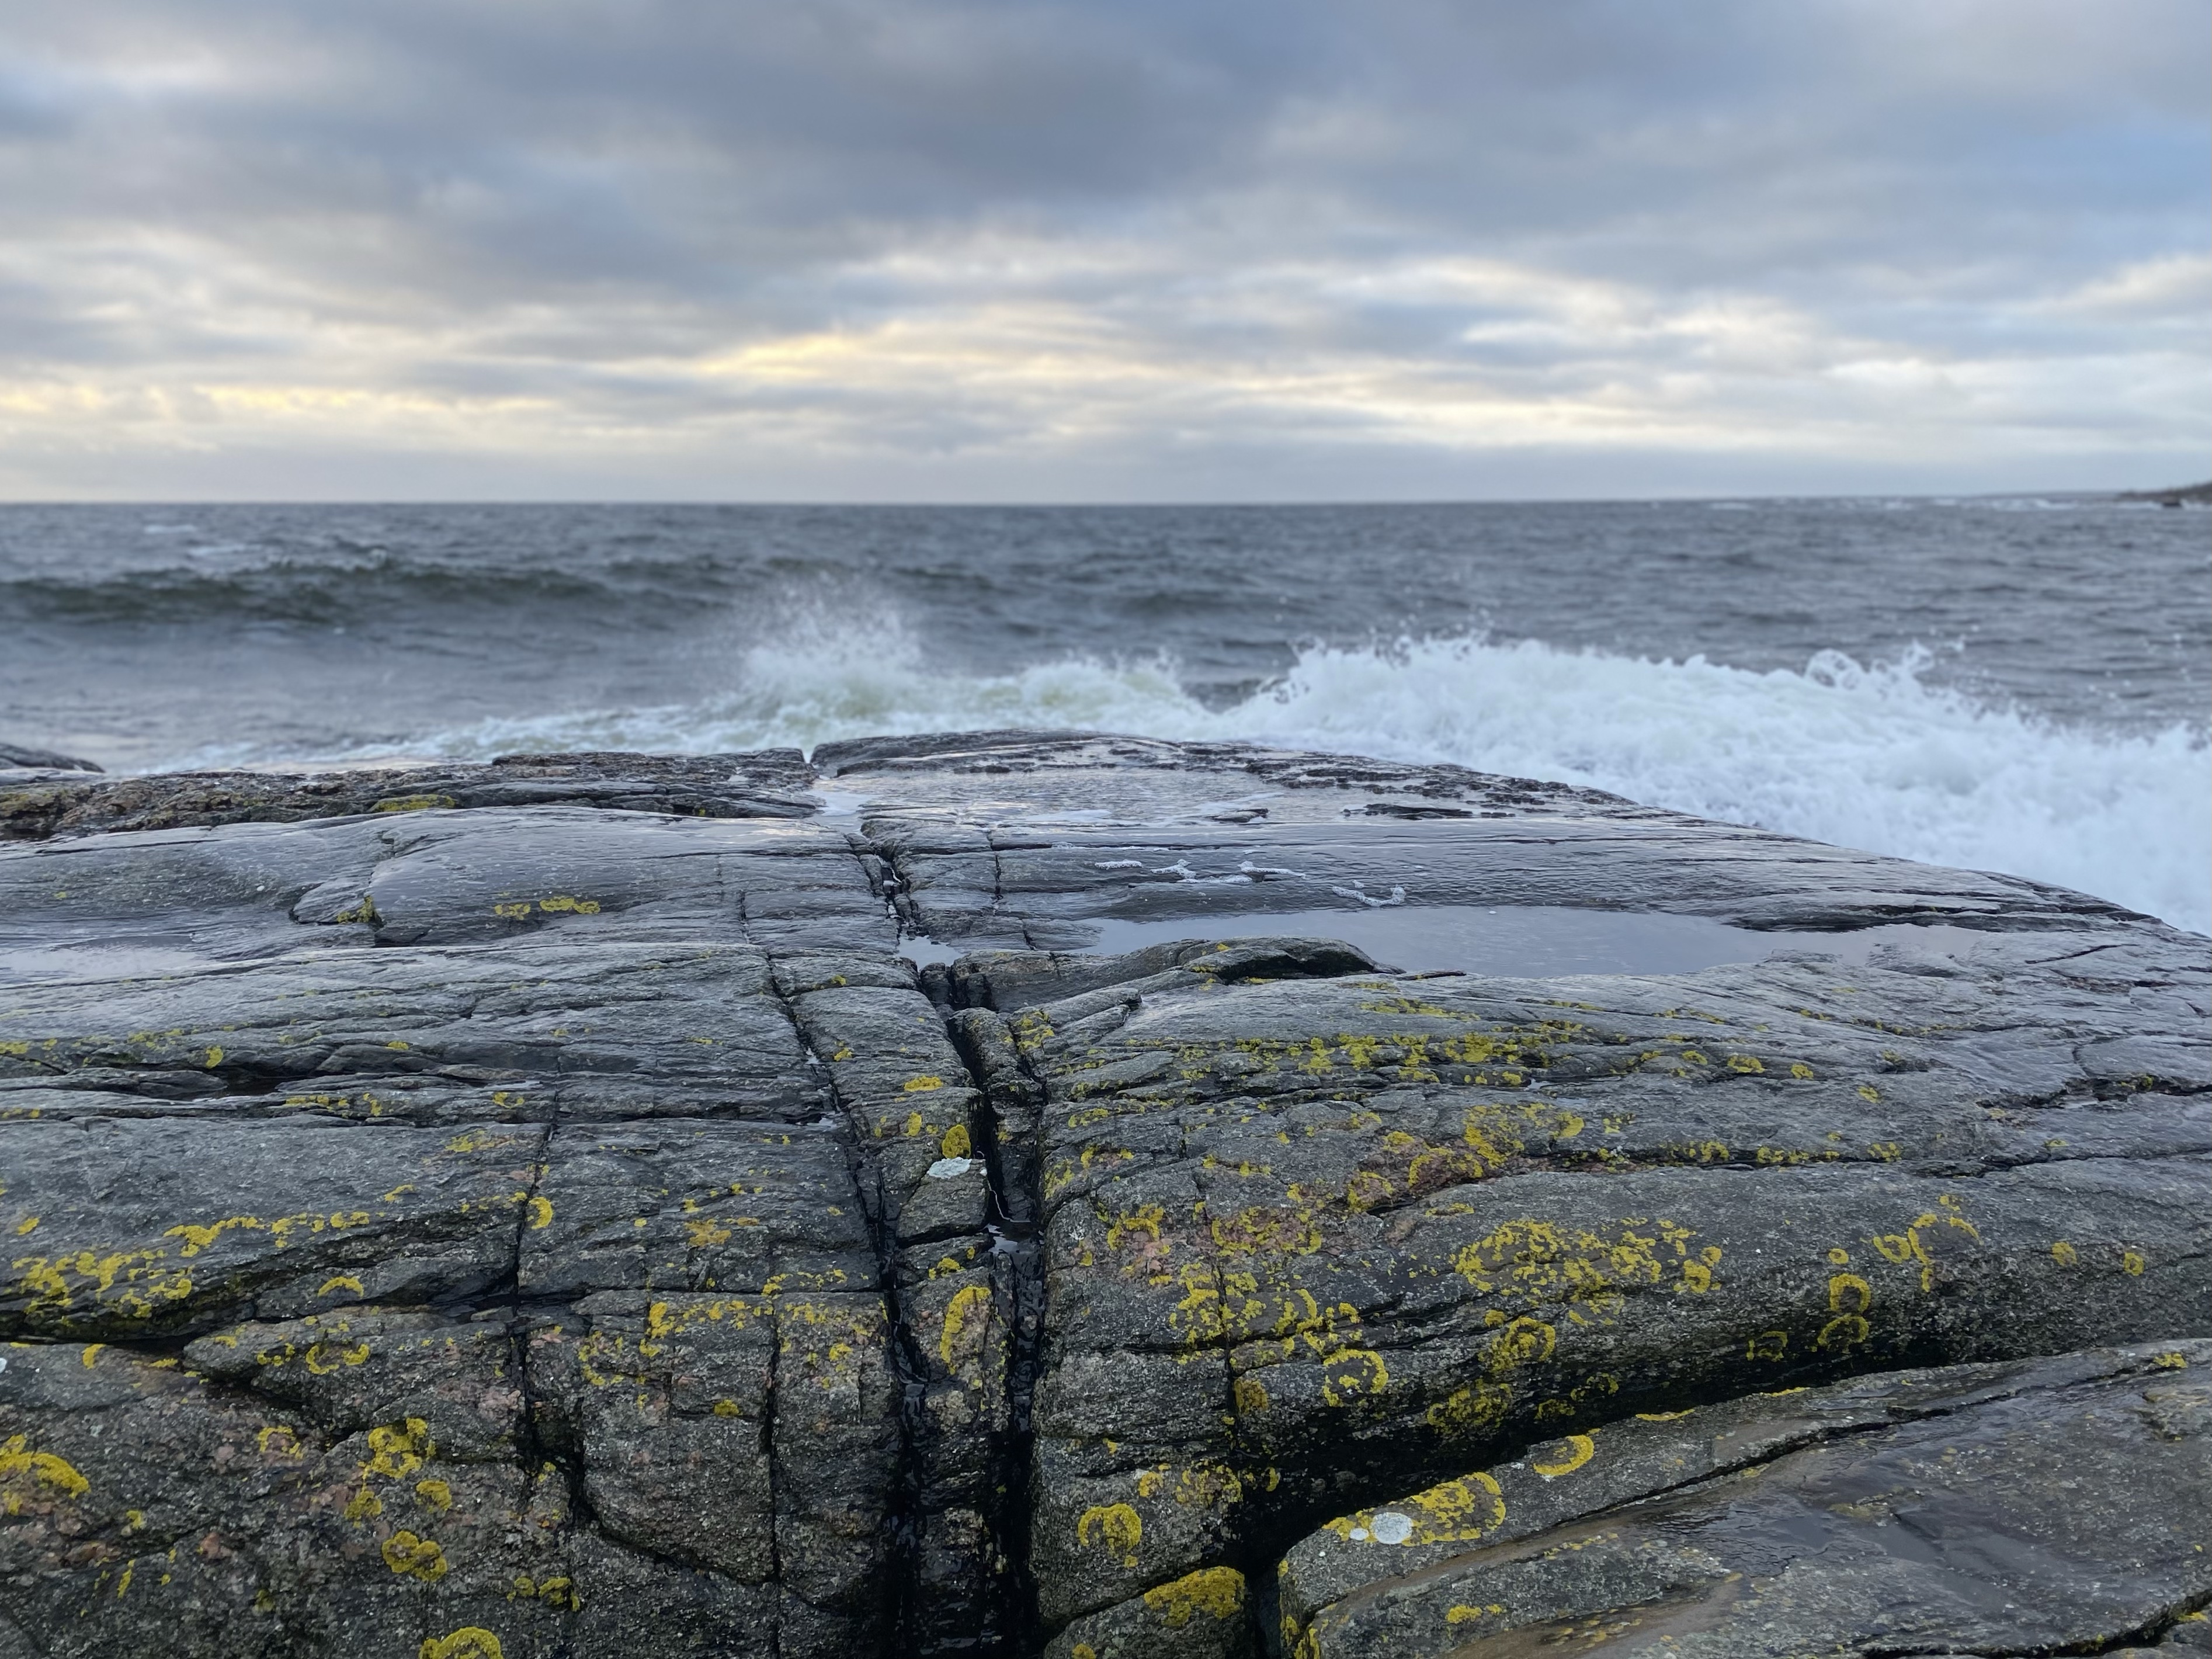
0,0 -> 2202,498
13,1 -> 2189,288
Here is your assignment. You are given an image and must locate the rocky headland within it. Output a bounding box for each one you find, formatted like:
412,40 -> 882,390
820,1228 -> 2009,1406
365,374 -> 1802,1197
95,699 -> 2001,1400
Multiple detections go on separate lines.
1,733 -> 2205,1658
2116,481 -> 2212,507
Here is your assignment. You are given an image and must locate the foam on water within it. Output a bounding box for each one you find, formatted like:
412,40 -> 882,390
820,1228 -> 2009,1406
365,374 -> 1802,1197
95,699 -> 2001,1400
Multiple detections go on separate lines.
377,616 -> 2211,938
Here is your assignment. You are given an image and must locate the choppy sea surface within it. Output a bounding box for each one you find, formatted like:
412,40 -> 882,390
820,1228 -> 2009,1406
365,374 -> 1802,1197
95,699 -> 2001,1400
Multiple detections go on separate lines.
4,499 -> 2206,935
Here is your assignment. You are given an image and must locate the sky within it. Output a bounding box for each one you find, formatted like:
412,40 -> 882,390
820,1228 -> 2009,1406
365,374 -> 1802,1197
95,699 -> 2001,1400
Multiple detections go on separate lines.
0,0 -> 2205,502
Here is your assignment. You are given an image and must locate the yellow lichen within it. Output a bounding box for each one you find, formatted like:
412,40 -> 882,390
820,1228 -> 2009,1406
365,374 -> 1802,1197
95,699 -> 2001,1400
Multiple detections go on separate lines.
0,1434 -> 89,1498
1143,1566 -> 1245,1627
1869,1204 -> 1980,1293
1452,1217 -> 1717,1319
937,1284 -> 994,1373
1329,1469 -> 1506,1547
418,1630 -> 503,1659
381,1530 -> 449,1581
1319,1348 -> 1388,1407
1819,1273 -> 1873,1350
1531,1432 -> 1596,1478
364,1418 -> 433,1480
1426,1378 -> 1512,1435
1077,1503 -> 1143,1568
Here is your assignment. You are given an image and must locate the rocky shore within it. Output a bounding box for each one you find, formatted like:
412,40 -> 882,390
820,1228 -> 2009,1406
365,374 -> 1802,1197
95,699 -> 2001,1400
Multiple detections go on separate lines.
2,732 -> 2205,1657
2117,481 -> 2212,507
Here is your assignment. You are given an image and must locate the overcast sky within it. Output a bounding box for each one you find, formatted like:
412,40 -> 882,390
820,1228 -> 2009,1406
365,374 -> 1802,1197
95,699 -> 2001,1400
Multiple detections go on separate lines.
1,0 -> 2204,501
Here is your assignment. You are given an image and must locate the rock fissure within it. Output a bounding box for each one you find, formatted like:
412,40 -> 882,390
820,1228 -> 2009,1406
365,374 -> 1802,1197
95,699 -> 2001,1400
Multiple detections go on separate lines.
948,1005 -> 1051,1654
761,964 -> 920,1648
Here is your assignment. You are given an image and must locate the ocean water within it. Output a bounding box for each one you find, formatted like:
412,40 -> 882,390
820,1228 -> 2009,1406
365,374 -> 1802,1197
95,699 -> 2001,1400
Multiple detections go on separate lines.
3,499 -> 2206,935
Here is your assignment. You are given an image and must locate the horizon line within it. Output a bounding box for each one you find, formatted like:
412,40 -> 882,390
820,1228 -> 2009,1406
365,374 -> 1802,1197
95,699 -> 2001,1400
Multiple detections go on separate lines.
1,484 -> 2205,512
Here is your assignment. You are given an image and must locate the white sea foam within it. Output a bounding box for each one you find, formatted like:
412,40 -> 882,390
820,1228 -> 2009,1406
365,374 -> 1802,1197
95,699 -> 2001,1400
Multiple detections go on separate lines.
408,618 -> 2212,937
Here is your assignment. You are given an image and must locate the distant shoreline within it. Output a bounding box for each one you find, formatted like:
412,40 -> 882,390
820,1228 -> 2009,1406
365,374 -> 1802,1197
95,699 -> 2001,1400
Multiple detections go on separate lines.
2115,480 -> 2212,506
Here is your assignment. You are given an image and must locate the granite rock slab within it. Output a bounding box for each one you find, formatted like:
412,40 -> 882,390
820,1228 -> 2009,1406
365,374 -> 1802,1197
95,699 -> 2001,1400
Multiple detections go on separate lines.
0,730 -> 2203,1657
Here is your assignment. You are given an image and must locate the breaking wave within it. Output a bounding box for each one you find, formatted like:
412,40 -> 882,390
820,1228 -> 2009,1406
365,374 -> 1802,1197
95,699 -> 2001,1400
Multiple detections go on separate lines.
392,618 -> 2212,938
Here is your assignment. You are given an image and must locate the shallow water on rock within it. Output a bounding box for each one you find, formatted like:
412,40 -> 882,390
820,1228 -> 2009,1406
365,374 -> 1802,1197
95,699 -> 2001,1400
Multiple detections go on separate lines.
909,905 -> 1996,978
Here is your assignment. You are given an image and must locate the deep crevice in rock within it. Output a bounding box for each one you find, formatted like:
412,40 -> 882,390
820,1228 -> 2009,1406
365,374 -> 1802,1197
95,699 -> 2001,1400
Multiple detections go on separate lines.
762,960 -> 926,1655
955,1018 -> 1047,1656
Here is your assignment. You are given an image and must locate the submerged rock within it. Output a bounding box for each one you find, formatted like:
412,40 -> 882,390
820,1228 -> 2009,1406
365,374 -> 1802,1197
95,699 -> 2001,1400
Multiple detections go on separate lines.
0,731 -> 2203,1657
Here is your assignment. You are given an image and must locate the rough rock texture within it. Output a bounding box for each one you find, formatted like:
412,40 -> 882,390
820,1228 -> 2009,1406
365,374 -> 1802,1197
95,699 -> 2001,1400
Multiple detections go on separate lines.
1,731 -> 2204,1657
1279,1341 -> 2212,1657
0,749 -> 815,842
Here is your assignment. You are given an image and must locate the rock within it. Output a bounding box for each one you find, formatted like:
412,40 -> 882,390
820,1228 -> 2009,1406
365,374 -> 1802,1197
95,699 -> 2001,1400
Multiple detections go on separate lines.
0,741 -> 102,775
1278,1341 -> 2211,1657
0,806 -> 892,981
1,731 -> 2204,1656
0,748 -> 814,841
2118,481 -> 2212,507
1046,1566 -> 1251,1659
0,932 -> 912,1655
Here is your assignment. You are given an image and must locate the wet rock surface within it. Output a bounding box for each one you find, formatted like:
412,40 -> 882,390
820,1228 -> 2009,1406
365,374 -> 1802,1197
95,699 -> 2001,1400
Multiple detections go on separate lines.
1279,1341 -> 2212,1657
1,731 -> 2205,1657
0,749 -> 816,843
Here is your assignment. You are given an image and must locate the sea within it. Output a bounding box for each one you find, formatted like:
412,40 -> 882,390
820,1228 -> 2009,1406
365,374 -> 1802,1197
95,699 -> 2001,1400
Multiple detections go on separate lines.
4,498 -> 2206,936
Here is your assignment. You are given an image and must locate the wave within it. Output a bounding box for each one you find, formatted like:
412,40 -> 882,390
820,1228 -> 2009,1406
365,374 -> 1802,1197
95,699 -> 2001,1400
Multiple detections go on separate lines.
359,618 -> 2211,939
2,546 -> 755,628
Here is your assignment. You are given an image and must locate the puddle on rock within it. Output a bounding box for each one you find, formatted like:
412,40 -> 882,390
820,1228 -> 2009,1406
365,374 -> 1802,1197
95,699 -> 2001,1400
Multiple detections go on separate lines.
903,905 -> 1995,979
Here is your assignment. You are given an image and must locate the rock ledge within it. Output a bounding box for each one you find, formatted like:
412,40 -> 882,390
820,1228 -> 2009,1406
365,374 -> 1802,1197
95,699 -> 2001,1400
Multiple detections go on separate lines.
2,732 -> 2204,1657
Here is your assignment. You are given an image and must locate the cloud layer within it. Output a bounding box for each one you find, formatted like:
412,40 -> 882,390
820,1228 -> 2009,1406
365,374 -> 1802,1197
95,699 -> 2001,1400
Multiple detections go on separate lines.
1,0 -> 2204,499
